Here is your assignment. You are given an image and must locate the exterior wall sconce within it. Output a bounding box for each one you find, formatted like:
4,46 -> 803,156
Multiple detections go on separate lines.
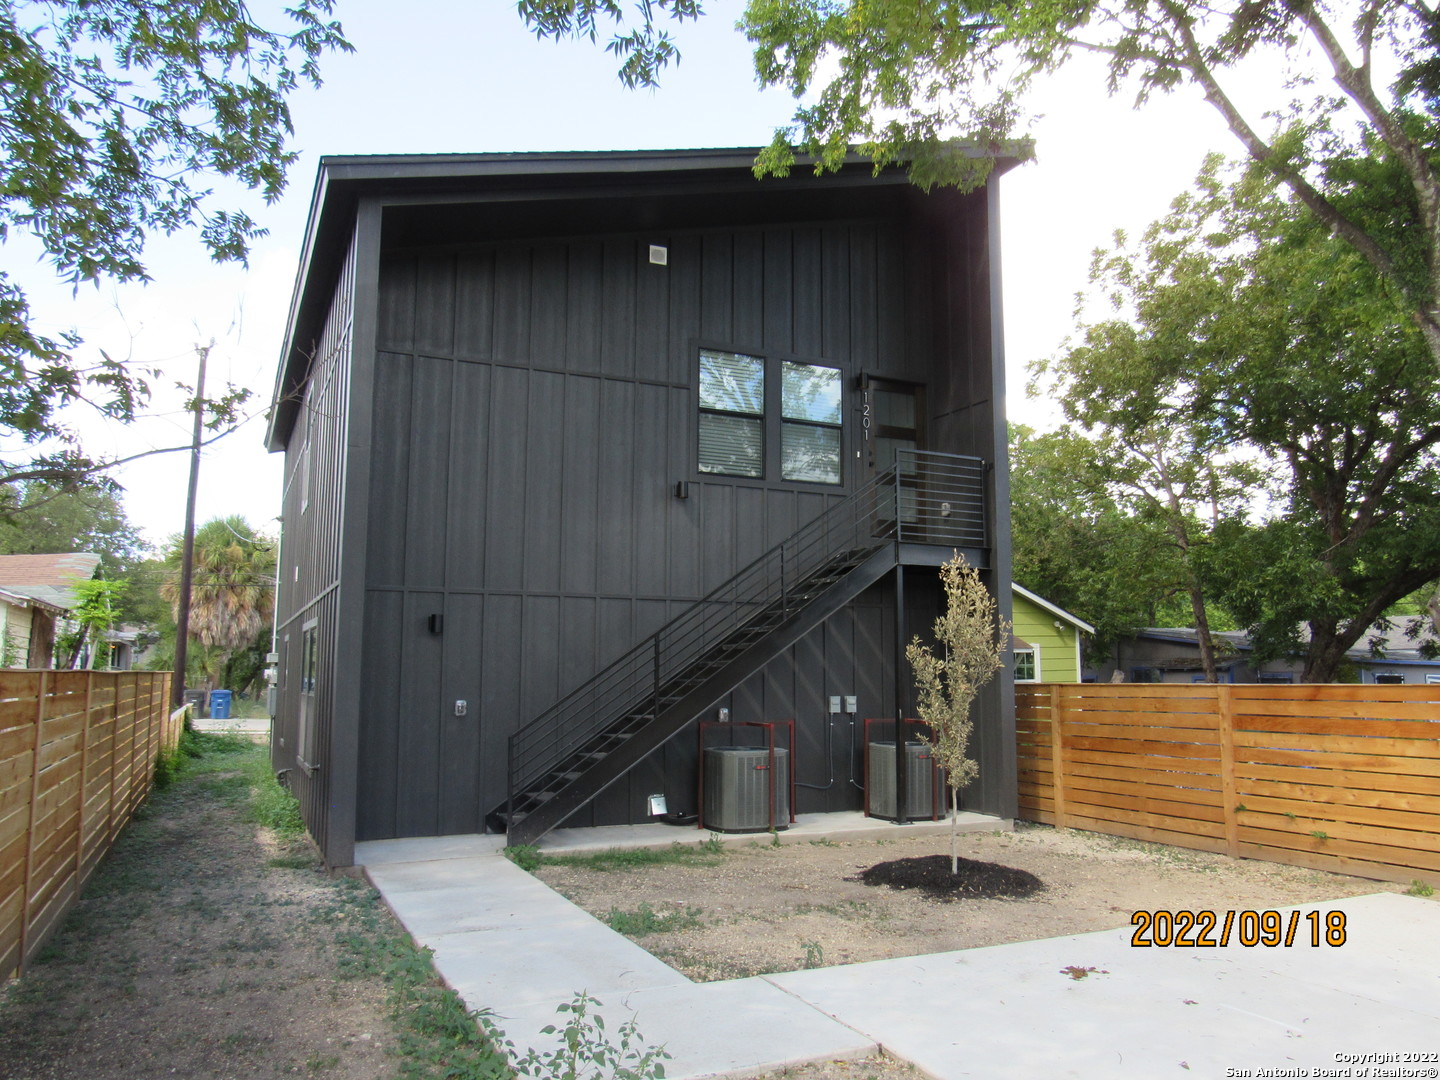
675,481 -> 690,499
428,613 -> 444,635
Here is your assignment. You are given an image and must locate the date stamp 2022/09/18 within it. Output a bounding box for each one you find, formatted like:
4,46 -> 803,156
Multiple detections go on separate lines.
1130,908 -> 1347,948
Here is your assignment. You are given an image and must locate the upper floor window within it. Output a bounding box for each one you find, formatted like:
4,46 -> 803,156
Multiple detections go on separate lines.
698,349 -> 842,485
699,350 -> 764,478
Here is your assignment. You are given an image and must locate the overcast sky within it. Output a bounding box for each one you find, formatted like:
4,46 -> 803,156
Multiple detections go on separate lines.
19,0 -> 1249,548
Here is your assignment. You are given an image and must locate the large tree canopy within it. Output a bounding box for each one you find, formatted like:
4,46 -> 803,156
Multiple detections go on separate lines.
521,1 -> 1440,376
1037,157 -> 1440,681
0,0 -> 349,485
1009,423 -> 1199,659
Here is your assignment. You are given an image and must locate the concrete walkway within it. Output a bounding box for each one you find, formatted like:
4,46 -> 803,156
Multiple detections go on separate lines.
358,820 -> 1440,1079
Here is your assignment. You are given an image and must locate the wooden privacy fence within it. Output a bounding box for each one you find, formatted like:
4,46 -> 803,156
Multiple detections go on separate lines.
1017,682 -> 1440,888
0,670 -> 177,979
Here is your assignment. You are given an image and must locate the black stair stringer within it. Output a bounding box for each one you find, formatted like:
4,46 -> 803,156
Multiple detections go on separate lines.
502,544 -> 898,847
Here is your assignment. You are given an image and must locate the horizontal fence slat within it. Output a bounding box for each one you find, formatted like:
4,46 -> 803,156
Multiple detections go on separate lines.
1232,729 -> 1440,759
1236,701 -> 1440,724
1236,777 -> 1440,817
1064,747 -> 1223,775
1236,745 -> 1440,778
1231,683 -> 1440,702
1237,825 -> 1440,873
1235,760 -> 1440,798
1056,719 -> 1223,743
1020,682 -> 1440,890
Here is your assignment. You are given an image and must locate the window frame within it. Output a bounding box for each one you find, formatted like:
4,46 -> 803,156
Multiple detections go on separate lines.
297,619 -> 320,772
1013,646 -> 1040,683
694,343 -> 846,489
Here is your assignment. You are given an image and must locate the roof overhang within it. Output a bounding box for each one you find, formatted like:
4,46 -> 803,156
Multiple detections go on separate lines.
1012,583 -> 1095,635
0,586 -> 68,616
265,145 -> 1024,452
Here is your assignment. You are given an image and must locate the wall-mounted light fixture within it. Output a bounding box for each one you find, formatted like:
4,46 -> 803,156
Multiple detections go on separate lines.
428,613 -> 444,635
675,480 -> 690,499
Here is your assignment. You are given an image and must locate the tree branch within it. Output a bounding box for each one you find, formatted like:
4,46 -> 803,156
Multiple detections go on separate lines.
1161,4 -> 1401,283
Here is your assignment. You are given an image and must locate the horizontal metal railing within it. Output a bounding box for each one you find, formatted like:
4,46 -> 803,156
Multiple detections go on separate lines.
504,450 -> 988,826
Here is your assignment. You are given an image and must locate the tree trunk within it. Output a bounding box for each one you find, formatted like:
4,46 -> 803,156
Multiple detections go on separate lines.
1301,623 -> 1353,683
949,785 -> 959,876
1188,577 -> 1219,682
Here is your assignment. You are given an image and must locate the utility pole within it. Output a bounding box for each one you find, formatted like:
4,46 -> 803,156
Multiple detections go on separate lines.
172,343 -> 209,710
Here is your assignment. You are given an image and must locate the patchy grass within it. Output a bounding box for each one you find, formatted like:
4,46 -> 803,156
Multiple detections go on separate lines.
0,735 -> 517,1080
509,836 -> 728,873
602,901 -> 705,937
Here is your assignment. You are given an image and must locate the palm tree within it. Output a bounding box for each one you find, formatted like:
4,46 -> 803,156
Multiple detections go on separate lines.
162,516 -> 276,690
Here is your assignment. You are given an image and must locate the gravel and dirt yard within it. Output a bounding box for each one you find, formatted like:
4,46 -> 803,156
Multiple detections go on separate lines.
529,825 -> 1408,985
0,733 -> 1414,1080
0,733 -> 509,1080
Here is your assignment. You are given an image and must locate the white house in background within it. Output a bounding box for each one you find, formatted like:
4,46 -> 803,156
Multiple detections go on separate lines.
0,553 -> 101,669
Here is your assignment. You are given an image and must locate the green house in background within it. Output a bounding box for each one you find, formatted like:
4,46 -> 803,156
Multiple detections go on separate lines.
1011,584 -> 1094,684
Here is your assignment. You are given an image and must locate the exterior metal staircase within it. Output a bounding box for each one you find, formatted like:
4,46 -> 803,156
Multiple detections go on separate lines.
493,450 -> 989,846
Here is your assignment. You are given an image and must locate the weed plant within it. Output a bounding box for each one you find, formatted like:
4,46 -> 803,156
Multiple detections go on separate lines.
602,901 -> 704,937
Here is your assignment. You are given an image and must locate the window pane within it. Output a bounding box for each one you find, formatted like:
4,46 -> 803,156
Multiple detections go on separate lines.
699,413 -> 763,477
781,423 -> 841,484
1014,649 -> 1037,682
782,362 -> 841,424
700,350 -> 764,415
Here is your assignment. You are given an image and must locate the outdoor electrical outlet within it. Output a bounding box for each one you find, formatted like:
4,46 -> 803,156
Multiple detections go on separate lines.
718,707 -> 731,722
844,696 -> 857,713
454,700 -> 467,716
829,696 -> 842,714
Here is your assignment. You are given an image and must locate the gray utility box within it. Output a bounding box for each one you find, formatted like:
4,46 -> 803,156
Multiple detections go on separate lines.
868,741 -> 943,821
703,746 -> 790,832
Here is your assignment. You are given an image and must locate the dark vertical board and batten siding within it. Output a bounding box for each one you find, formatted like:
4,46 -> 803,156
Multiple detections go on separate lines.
341,200 -> 1005,842
273,217 -> 363,865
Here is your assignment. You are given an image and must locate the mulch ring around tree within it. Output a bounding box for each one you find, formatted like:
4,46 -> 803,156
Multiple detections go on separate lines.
859,854 -> 1045,901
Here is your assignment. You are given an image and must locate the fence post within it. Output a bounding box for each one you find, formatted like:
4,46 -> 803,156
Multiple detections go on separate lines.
73,672 -> 94,895
1049,683 -> 1067,830
19,671 -> 49,974
106,670 -> 121,848
1218,684 -> 1239,858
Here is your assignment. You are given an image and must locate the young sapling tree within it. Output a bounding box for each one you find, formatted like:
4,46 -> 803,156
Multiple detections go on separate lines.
906,552 -> 1010,875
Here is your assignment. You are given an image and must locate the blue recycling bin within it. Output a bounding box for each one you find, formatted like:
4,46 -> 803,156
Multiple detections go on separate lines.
209,689 -> 232,720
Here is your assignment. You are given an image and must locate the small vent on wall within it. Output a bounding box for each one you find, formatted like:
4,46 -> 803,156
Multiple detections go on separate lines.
648,244 -> 668,266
